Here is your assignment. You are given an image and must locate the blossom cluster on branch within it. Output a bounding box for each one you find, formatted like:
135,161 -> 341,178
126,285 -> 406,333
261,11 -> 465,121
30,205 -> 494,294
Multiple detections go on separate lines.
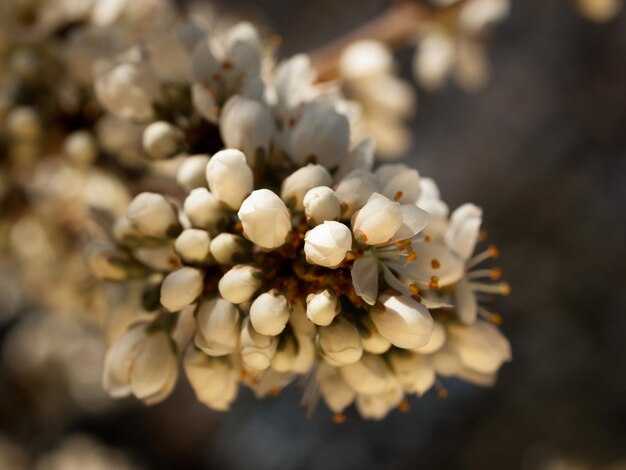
86,15 -> 512,420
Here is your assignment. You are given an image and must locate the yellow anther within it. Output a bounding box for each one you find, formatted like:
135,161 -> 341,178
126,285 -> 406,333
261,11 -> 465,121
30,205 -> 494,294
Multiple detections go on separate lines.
393,191 -> 403,202
332,413 -> 346,424
408,283 -> 419,294
399,400 -> 411,412
488,245 -> 499,258
429,276 -> 439,289
406,252 -> 416,262
431,259 -> 441,269
490,268 -> 502,280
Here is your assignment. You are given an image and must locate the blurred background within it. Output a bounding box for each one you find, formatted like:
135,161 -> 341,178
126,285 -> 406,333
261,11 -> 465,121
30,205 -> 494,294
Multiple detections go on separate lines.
0,0 -> 625,468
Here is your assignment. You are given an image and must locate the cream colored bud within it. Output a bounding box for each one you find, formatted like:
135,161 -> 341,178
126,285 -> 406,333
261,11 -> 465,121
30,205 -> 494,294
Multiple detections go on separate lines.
206,149 -> 254,210
184,347 -> 239,411
238,189 -> 292,250
318,317 -> 363,365
210,233 -> 248,265
370,295 -> 433,349
174,229 -> 211,263
103,324 -> 178,405
352,193 -> 402,245
340,352 -> 395,395
304,221 -> 352,268
271,333 -> 298,372
303,186 -> 341,225
280,164 -> 332,211
412,321 -> 446,354
142,121 -> 185,160
127,192 -> 180,238
195,298 -> 240,356
240,317 -> 278,371
183,188 -> 228,232
160,267 -> 204,312
63,131 -> 97,166
306,289 -> 339,326
291,333 -> 316,374
176,154 -> 209,191
249,290 -> 290,336
318,364 -> 356,414
358,316 -> 391,354
387,350 -> 435,395
218,264 -> 262,304
6,106 -> 40,141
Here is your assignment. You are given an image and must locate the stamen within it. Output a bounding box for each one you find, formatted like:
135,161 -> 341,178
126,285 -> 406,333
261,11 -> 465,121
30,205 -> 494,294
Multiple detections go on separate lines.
435,380 -> 448,399
394,240 -> 411,248
408,283 -> 419,294
399,399 -> 410,412
411,294 -> 422,302
222,60 -> 234,70
270,388 -> 282,397
468,281 -> 511,295
431,259 -> 440,269
393,191 -> 403,202
466,268 -> 501,280
479,307 -> 503,325
466,245 -> 498,269
429,276 -> 439,289
406,252 -> 416,262
332,413 -> 346,424
423,235 -> 431,243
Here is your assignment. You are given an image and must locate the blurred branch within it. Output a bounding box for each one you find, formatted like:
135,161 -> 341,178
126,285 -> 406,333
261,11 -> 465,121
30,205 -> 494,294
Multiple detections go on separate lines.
309,1 -> 460,82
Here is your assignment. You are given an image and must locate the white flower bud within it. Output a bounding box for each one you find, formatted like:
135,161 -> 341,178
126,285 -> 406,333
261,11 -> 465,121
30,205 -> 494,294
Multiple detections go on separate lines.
271,333 -> 298,372
289,299 -> 317,337
184,347 -> 239,411
218,264 -> 262,304
334,169 -> 380,218
352,193 -> 402,245
387,350 -> 435,396
291,333 -> 316,374
318,317 -> 362,365
103,324 -> 178,405
290,105 -> 350,168
412,321 -> 446,354
95,61 -> 161,122
195,298 -> 240,356
340,352 -> 396,395
303,186 -> 341,225
447,320 -> 512,374
318,364 -> 356,414
304,221 -> 352,268
206,149 -> 253,210
219,95 -> 274,165
6,106 -> 40,141
142,121 -> 185,160
63,131 -> 97,167
249,290 -> 290,336
280,164 -> 332,210
240,317 -> 277,371
174,229 -> 211,263
355,384 -> 404,420
339,40 -> 393,80
160,267 -> 204,312
127,192 -> 180,238
176,155 -> 209,191
358,316 -> 391,354
238,189 -> 292,250
306,289 -> 339,326
209,233 -> 248,265
183,188 -> 228,232
370,295 -> 434,349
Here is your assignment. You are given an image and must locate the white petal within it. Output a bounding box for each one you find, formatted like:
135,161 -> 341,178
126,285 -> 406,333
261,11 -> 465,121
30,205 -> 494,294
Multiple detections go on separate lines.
351,255 -> 379,306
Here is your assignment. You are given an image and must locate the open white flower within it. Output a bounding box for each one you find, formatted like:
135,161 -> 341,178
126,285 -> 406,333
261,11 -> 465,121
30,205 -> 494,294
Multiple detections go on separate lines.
103,324 -> 178,405
183,347 -> 239,411
206,149 -> 254,210
304,221 -> 352,268
238,189 -> 292,250
195,298 -> 241,356
369,295 -> 433,349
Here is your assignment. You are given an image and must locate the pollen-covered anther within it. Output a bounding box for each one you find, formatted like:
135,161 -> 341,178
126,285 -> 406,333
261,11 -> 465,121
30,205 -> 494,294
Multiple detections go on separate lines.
408,283 -> 419,295
429,276 -> 440,289
393,191 -> 403,202
435,381 -> 448,400
490,267 -> 502,280
431,259 -> 440,269
399,399 -> 411,412
489,245 -> 500,258
332,413 -> 346,424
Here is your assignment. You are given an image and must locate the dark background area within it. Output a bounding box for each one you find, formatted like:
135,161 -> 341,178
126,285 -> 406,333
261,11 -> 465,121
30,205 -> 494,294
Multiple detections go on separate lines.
2,0 -> 626,468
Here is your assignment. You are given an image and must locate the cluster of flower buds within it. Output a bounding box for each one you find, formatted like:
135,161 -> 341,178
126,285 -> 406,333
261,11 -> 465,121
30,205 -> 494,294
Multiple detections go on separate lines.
91,18 -> 511,420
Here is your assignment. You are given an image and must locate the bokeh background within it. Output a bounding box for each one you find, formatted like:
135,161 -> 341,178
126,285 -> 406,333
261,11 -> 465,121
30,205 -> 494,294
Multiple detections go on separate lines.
1,0 -> 625,468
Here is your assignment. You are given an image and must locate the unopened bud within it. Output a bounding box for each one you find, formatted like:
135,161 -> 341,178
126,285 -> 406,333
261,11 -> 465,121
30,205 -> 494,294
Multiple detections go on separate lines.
218,264 -> 262,304
127,192 -> 180,238
249,290 -> 290,336
210,233 -> 248,265
174,229 -> 211,263
303,186 -> 341,225
306,289 -> 339,326
238,189 -> 291,250
280,164 -> 332,211
143,121 -> 185,160
160,267 -> 204,312
176,154 -> 209,191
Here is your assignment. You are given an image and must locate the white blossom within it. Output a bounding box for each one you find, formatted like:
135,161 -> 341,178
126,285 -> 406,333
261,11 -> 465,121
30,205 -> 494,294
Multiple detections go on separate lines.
249,290 -> 291,336
195,297 -> 241,356
281,164 -> 333,211
160,267 -> 204,312
304,221 -> 352,268
238,189 -> 292,250
317,317 -> 362,365
206,149 -> 254,210
183,347 -> 239,411
303,186 -> 341,225
369,295 -> 433,349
